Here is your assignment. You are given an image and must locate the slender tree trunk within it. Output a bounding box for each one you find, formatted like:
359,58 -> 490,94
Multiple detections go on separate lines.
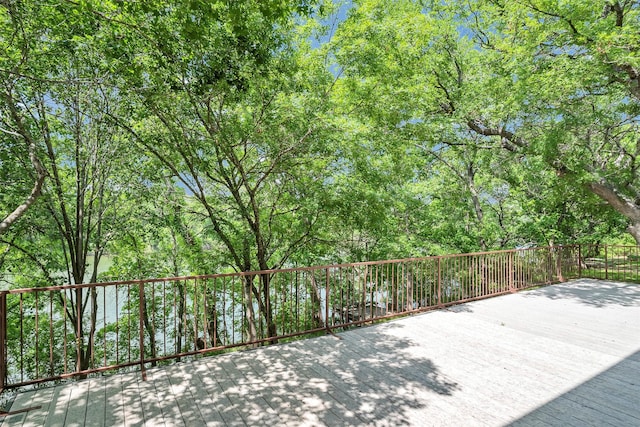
405,271 -> 414,312
0,91 -> 48,235
141,285 -> 157,366
0,142 -> 46,235
176,281 -> 185,361
309,274 -> 324,329
467,164 -> 487,251
206,307 -> 223,347
242,276 -> 258,344
391,266 -> 399,313
260,274 -> 278,340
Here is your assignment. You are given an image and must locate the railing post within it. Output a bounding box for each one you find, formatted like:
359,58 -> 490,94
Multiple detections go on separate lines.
578,245 -> 582,278
437,258 -> 442,306
139,282 -> 147,379
325,268 -> 330,331
0,292 -> 6,393
75,287 -> 82,374
548,247 -> 553,284
508,251 -> 514,292
557,245 -> 564,282
605,245 -> 609,280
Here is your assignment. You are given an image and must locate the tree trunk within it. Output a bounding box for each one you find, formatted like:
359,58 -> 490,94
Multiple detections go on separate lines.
405,270 -> 414,312
467,165 -> 487,252
0,142 -> 46,235
140,285 -> 157,366
627,223 -> 640,245
260,273 -> 278,341
308,273 -> 325,329
391,265 -> 399,312
242,276 -> 258,344
176,281 -> 185,361
586,181 -> 640,245
206,308 -> 224,347
0,91 -> 48,235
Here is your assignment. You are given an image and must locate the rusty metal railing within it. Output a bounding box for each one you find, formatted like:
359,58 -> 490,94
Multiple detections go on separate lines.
579,244 -> 640,282
0,244 -> 586,391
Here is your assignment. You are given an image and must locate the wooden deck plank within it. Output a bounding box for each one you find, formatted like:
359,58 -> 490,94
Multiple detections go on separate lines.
380,307 -> 632,423
191,359 -> 246,426
271,344 -> 375,425
1,389 -> 37,426
297,339 -> 437,420
62,380 -> 89,426
167,362 -> 224,427
82,377 -> 106,427
360,319 -> 552,424
133,369 -> 166,427
206,355 -> 271,426
223,358 -> 280,426
338,332 -> 507,426
253,348 -> 353,426
2,278 -> 639,426
146,368 -> 183,426
250,345 -> 363,425
349,323 -> 524,421
102,373 -> 126,427
20,386 -> 55,427
119,372 -> 146,427
43,382 -> 73,427
162,364 -> 212,427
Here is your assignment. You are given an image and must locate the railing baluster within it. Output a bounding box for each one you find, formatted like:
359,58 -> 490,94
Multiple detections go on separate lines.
63,290 -> 68,374
325,268 -> 330,330
19,294 -> 23,382
0,292 -> 6,394
605,245 -> 609,280
437,257 -> 442,307
49,291 -> 54,377
139,282 -> 145,376
509,251 -> 514,292
103,286 -> 106,368
115,284 -> 119,365
35,292 -> 39,377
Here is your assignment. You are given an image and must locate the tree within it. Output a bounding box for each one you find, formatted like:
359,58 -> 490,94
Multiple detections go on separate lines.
327,0 -> 520,253
329,0 -> 638,246
0,0 -> 146,373
447,0 -> 640,242
87,0 -> 335,342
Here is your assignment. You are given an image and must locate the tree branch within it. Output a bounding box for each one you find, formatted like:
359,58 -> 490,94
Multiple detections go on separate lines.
466,119 -> 529,151
586,180 -> 640,222
0,142 -> 47,235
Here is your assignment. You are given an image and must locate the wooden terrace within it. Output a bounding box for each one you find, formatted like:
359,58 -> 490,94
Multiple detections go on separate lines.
2,278 -> 639,426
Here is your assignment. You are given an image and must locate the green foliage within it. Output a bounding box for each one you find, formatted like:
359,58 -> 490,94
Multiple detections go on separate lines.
4,0 -> 635,285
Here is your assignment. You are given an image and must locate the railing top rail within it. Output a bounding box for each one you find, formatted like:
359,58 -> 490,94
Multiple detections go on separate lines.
1,244 -> 575,296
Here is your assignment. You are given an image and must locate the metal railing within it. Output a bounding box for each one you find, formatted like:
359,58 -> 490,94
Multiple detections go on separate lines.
578,244 -> 640,282
0,244 -> 603,393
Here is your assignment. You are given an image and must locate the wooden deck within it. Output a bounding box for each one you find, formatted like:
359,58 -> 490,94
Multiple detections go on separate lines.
2,278 -> 640,426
